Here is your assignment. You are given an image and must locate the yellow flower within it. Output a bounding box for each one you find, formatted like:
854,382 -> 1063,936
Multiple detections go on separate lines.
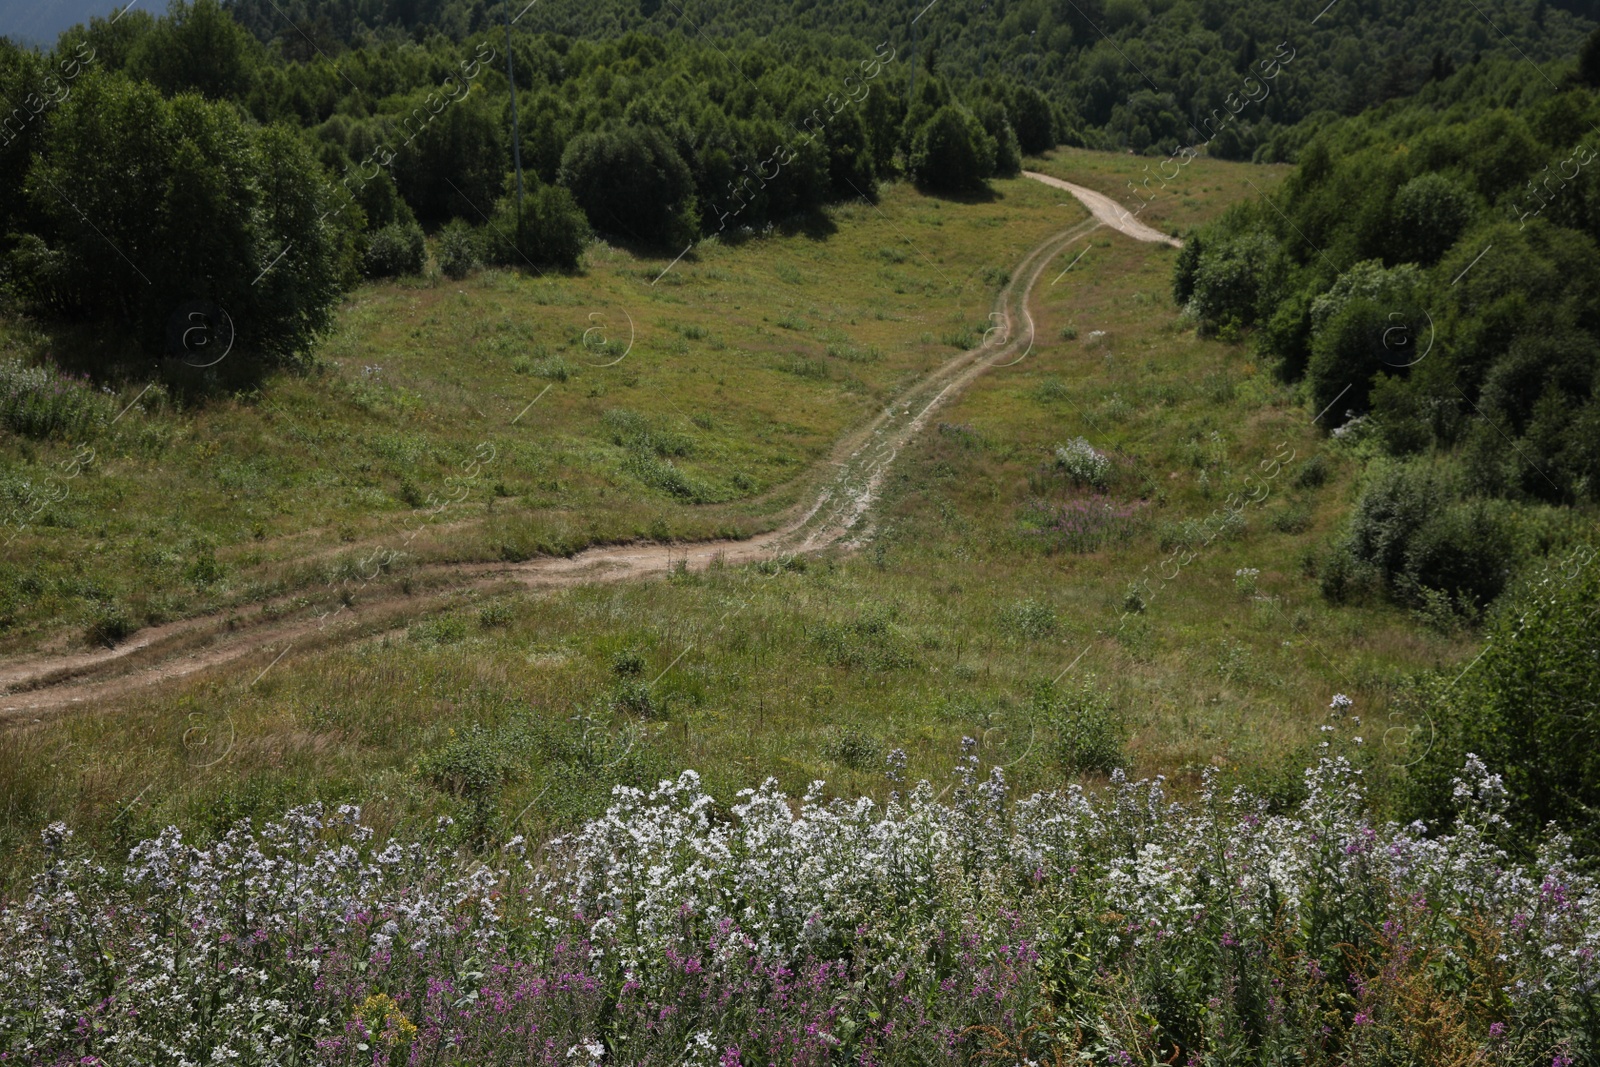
356,993 -> 418,1046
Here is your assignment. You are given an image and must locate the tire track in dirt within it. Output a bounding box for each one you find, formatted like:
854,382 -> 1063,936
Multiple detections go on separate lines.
0,174 -> 1176,720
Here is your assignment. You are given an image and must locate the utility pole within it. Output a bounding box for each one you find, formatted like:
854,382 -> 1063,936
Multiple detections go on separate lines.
505,2 -> 525,245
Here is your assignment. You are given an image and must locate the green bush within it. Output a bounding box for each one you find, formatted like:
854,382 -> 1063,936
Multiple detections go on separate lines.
483,182 -> 591,271
611,649 -> 646,677
1389,172 -> 1474,266
1183,231 -> 1286,333
83,601 -> 133,648
558,124 -> 697,247
1039,677 -> 1126,775
821,726 -> 884,771
1002,598 -> 1057,639
1329,461 -> 1516,613
409,614 -> 469,645
363,221 -> 425,278
909,105 -> 997,193
11,74 -> 356,365
812,613 -> 912,671
1405,545 -> 1600,855
436,220 -> 480,280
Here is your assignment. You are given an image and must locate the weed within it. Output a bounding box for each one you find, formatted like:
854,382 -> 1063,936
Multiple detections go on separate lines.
821,726 -> 884,770
1002,598 -> 1057,639
83,602 -> 132,648
1054,437 -> 1111,489
477,603 -> 513,629
1038,677 -> 1126,775
409,614 -> 469,646
812,613 -> 912,671
1294,452 -> 1329,490
611,649 -> 646,677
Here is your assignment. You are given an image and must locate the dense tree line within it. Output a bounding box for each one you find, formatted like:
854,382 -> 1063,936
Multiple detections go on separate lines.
1175,52 -> 1600,628
224,0 -> 1592,160
1,0 -> 1047,372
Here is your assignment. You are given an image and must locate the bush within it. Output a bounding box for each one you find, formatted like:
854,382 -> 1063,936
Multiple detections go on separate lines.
1331,461 -> 1516,612
1039,677 -> 1126,775
1293,452 -> 1330,489
1020,496 -> 1144,553
558,124 -> 697,247
909,105 -> 997,193
483,182 -> 591,271
436,220 -> 480,280
812,613 -> 912,671
409,614 -> 469,645
13,75 -> 357,365
363,221 -> 426,278
1389,172 -> 1473,266
611,649 -> 645,677
0,361 -> 115,439
1406,545 -> 1600,855
1053,436 -> 1111,489
1001,598 -> 1056,639
1184,231 -> 1286,334
821,726 -> 884,770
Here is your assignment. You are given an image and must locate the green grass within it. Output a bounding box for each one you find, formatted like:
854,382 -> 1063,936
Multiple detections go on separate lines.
1025,145 -> 1295,237
0,153 -> 1473,889
0,178 -> 1074,651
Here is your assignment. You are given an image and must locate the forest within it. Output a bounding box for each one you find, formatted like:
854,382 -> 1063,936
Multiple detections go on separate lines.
2,0 -> 1595,377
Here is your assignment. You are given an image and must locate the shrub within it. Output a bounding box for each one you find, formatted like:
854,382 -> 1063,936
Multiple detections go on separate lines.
821,726 -> 884,770
1406,544 -> 1600,855
1184,231 -> 1286,333
610,649 -> 645,677
483,183 -> 591,270
1293,451 -> 1330,489
0,360 -> 115,439
477,603 -> 513,629
518,355 -> 571,381
436,220 -> 480,280
363,221 -> 426,277
13,76 -> 357,365
909,105 -> 997,192
83,601 -> 132,648
1390,172 -> 1473,266
409,614 -> 469,645
558,124 -> 698,247
1020,495 -> 1143,553
1333,461 -> 1515,612
418,724 -> 511,801
1053,436 -> 1111,489
610,677 -> 660,717
1001,597 -> 1056,639
812,613 -> 912,671
1039,677 -> 1126,775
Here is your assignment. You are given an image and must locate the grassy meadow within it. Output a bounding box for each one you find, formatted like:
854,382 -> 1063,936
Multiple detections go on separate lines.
0,150 -> 1477,888
0,176 -> 1075,651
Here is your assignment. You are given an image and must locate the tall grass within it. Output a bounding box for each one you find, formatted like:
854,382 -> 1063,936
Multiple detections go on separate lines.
0,360 -> 115,439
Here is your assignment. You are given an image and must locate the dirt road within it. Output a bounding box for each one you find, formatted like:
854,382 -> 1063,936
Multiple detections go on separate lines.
1022,171 -> 1183,247
0,173 -> 1175,720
